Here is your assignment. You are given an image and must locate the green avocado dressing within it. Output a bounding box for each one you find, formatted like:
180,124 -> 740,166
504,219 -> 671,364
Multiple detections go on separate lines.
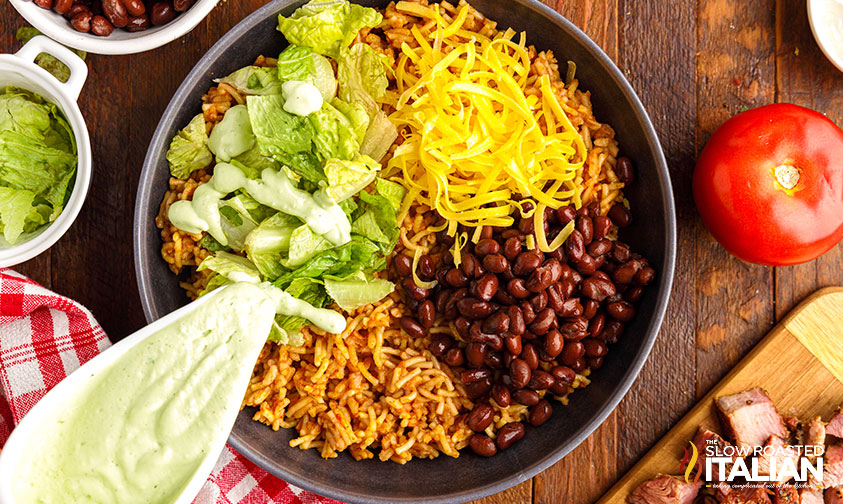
168,162 -> 350,247
207,105 -> 255,162
11,283 -> 279,504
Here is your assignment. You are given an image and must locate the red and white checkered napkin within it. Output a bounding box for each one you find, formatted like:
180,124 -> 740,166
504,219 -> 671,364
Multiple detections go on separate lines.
0,268 -> 342,504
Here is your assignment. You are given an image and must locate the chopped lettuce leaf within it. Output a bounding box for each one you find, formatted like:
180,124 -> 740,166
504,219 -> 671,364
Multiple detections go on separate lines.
270,277 -> 327,344
375,178 -> 406,211
218,197 -> 260,252
323,156 -> 379,203
308,100 -> 368,162
338,197 -> 358,218
337,43 -> 389,117
0,187 -> 37,244
198,234 -> 231,253
198,272 -> 232,297
232,144 -> 281,175
247,94 -> 325,184
360,110 -> 398,162
197,251 -> 262,284
277,0 -> 382,59
324,272 -> 394,311
331,98 -> 369,144
244,212 -> 301,281
284,224 -> 333,267
216,66 -> 283,96
0,87 -> 76,244
166,113 -> 213,179
272,235 -> 385,288
277,45 -> 316,82
311,53 -> 338,101
350,189 -> 399,254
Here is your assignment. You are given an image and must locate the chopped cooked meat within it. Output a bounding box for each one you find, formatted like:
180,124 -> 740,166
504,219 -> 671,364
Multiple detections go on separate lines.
818,444 -> 843,489
825,488 -> 843,504
628,474 -> 701,504
784,416 -> 801,432
683,427 -> 735,482
799,417 -> 826,462
757,436 -> 801,484
798,488 -> 823,504
769,485 -> 798,504
770,485 -> 798,504
718,486 -> 772,504
716,389 -> 788,450
828,409 -> 843,439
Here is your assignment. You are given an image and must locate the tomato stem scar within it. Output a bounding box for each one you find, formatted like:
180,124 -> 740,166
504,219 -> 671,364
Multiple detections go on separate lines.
774,164 -> 801,191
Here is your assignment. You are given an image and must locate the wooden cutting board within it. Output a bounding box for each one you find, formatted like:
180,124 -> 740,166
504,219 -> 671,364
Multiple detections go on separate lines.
598,287 -> 843,503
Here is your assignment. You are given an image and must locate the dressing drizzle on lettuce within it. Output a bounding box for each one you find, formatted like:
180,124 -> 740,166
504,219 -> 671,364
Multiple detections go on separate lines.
164,0 -> 404,344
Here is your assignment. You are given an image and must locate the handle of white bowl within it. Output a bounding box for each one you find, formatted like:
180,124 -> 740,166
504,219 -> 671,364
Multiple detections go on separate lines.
15,36 -> 88,101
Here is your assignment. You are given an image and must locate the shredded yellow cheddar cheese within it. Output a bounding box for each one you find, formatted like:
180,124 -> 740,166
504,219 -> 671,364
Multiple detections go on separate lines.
384,2 -> 588,249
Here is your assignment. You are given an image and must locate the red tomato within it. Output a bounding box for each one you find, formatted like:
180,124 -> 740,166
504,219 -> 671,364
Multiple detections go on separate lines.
693,103 -> 843,266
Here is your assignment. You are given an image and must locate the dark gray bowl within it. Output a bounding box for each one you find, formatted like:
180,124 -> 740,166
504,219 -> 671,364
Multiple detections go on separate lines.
133,1 -> 676,502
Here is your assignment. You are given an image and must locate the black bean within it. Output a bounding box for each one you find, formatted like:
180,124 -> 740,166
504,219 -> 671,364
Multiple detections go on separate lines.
474,239 -> 501,257
583,338 -> 608,358
528,370 -> 555,390
561,341 -> 585,367
608,204 -> 632,228
512,388 -> 540,406
457,297 -> 493,319
466,403 -> 495,431
483,311 -> 510,334
588,312 -> 606,338
551,365 -> 576,385
564,229 -> 586,262
492,384 -> 511,408
465,342 -> 486,366
496,422 -> 526,450
615,156 -> 635,185
528,308 -> 555,335
593,215 -> 613,240
559,316 -> 588,340
402,277 -> 429,300
444,347 -> 465,367
521,343 -> 539,370
445,268 -> 470,288
513,251 -> 542,276
635,266 -> 656,286
482,254 -> 508,273
503,237 -> 522,261
607,301 -> 636,322
469,434 -> 497,456
581,277 -> 616,302
555,206 -> 576,225
475,273 -> 499,302
149,0 -> 175,24
529,400 -> 552,426
400,317 -> 425,338
509,358 -> 531,389
544,329 -> 564,358
429,334 -> 451,356
504,334 -> 522,356
576,215 -> 593,245
507,278 -> 531,299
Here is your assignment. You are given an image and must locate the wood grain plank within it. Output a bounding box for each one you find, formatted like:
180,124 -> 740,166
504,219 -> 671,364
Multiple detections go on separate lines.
472,480 -> 532,504
613,0 -> 698,480
694,0 -> 776,395
774,0 -> 843,322
599,288 -> 843,502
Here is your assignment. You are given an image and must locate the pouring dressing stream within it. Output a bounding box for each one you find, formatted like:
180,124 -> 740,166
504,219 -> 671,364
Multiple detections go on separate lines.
0,282 -> 345,504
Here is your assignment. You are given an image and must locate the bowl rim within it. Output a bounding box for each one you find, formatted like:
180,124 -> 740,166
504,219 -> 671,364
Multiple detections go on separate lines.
0,44 -> 91,268
133,0 -> 677,501
806,0 -> 843,75
8,0 -> 221,56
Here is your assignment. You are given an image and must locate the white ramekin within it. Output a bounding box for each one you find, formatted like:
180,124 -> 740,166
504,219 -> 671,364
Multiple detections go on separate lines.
0,36 -> 91,268
9,0 -> 220,56
808,0 -> 843,74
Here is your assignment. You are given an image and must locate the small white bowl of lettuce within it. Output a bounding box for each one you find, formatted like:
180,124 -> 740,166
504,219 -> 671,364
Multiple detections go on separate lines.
159,0 -> 407,343
0,36 -> 91,267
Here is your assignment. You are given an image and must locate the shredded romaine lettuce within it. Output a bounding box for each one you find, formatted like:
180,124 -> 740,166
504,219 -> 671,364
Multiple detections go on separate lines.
216,66 -> 283,96
277,0 -> 382,59
324,272 -> 394,311
166,113 -> 213,179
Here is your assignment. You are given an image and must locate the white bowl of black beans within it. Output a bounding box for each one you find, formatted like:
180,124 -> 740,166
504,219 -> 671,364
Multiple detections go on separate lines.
9,0 -> 219,55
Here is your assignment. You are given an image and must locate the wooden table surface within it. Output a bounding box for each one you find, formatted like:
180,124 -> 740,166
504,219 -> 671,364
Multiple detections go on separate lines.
2,0 -> 843,503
